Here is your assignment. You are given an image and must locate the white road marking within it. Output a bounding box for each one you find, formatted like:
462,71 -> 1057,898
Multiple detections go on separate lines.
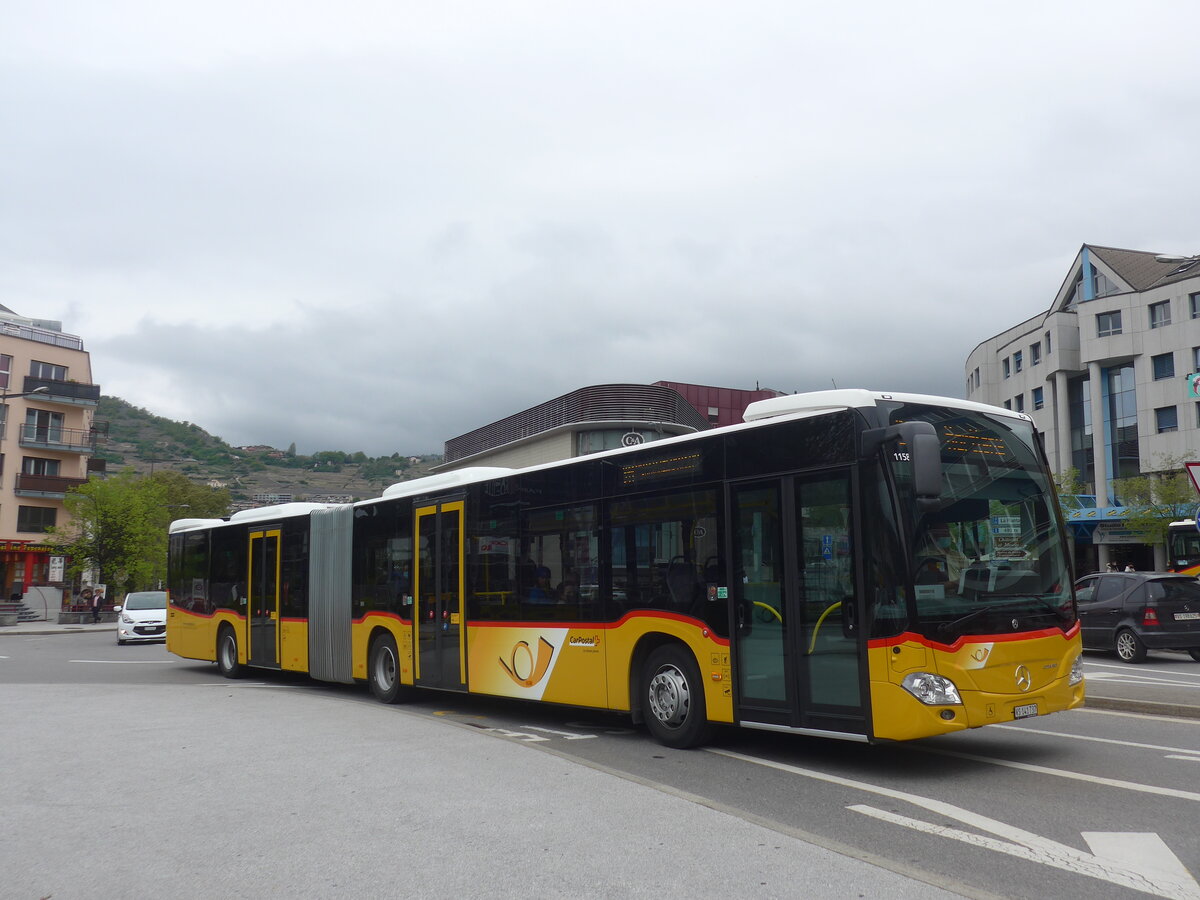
709,748 -> 1199,899
1082,832 -> 1200,895
851,805 -> 1200,899
996,724 -> 1200,758
523,725 -> 597,740
913,745 -> 1200,802
1085,671 -> 1200,687
68,659 -> 177,664
1085,661 -> 1200,681
1166,755 -> 1200,762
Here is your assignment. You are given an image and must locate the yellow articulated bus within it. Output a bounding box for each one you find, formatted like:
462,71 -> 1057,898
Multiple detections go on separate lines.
167,390 -> 1084,748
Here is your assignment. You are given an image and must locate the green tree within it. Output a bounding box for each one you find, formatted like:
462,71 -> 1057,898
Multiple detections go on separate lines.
1112,458 -> 1197,546
48,472 -> 231,596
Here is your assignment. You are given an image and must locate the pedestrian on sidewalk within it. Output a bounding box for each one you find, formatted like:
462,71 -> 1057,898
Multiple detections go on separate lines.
91,588 -> 104,623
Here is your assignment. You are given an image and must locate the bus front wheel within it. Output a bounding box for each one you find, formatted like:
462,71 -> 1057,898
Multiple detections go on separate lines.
369,633 -> 408,704
216,627 -> 243,679
642,645 -> 713,749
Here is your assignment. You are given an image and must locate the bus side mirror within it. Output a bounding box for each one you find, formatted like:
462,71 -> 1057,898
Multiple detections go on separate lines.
862,422 -> 943,507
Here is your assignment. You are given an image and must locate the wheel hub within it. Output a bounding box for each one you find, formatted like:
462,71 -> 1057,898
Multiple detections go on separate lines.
648,664 -> 690,728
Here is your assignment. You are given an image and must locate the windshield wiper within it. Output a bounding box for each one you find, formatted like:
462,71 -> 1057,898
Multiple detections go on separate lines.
937,605 -> 1000,640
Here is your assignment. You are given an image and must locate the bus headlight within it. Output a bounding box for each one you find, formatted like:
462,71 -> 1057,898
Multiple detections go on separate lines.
1068,655 -> 1084,686
901,672 -> 962,706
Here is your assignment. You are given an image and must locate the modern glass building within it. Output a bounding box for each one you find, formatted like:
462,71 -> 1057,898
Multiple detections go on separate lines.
965,244 -> 1200,571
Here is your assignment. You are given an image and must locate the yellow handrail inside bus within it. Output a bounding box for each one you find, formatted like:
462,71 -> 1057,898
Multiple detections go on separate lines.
752,601 -> 782,623
808,601 -> 842,654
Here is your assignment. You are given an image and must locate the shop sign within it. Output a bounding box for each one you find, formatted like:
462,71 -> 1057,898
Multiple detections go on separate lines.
1093,523 -> 1142,545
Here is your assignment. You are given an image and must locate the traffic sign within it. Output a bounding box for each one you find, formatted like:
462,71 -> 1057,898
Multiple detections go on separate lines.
1187,461 -> 1200,495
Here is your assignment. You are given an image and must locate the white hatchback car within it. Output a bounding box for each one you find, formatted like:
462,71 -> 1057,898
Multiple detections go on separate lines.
115,591 -> 168,644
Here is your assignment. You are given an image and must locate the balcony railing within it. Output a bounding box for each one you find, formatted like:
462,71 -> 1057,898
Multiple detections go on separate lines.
14,473 -> 88,497
21,376 -> 101,406
0,321 -> 83,350
18,424 -> 98,453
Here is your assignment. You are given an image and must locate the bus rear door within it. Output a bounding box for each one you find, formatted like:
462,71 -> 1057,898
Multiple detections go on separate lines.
731,471 -> 867,737
247,527 -> 281,668
414,500 -> 466,690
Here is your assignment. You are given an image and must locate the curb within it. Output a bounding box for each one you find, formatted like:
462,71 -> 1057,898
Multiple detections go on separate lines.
1085,695 -> 1200,720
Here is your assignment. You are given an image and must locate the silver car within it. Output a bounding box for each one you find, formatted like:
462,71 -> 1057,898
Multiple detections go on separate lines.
115,591 -> 168,645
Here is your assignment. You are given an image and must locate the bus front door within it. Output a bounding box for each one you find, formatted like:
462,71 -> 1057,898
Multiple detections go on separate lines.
247,528 -> 281,668
731,472 -> 866,736
414,501 -> 466,690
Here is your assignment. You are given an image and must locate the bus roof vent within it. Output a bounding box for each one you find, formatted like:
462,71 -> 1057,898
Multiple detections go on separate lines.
743,389 -> 879,422
382,467 -> 515,499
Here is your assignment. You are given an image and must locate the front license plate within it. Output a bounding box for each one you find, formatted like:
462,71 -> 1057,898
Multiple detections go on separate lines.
1013,703 -> 1038,720
1174,612 -> 1200,621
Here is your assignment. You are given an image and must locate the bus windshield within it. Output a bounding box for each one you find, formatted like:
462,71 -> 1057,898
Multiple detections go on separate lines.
886,403 -> 1076,641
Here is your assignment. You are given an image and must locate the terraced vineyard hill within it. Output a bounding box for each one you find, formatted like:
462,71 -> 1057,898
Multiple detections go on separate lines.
94,396 -> 441,507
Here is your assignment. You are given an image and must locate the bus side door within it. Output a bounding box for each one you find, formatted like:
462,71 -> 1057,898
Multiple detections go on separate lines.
414,501 -> 466,690
731,471 -> 866,736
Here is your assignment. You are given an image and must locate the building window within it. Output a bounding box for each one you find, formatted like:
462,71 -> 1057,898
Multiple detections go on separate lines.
1195,402 -> 1200,428
16,505 -> 57,533
1003,399 -> 1012,409
1093,271 -> 1119,297
1149,300 -> 1171,329
1045,331 -> 1052,354
974,368 -> 980,388
1013,351 -> 1023,373
1032,387 -> 1044,410
29,360 -> 67,381
1191,292 -> 1200,319
1194,347 -> 1200,373
0,354 -> 11,391
1014,394 -> 1025,413
22,457 -> 60,476
1003,358 -> 1011,379
1030,342 -> 1041,365
1097,311 -> 1122,337
1152,352 -> 1175,380
1156,406 -> 1178,433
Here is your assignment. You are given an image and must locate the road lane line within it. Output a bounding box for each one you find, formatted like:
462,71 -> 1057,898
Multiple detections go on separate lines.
911,746 -> 1200,802
68,659 -> 177,664
1084,661 -> 1200,681
995,724 -> 1200,757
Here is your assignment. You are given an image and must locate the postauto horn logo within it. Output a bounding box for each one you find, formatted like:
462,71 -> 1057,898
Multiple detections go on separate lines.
500,637 -> 556,688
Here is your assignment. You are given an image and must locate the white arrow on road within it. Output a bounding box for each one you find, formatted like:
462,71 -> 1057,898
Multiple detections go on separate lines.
851,805 -> 1200,899
712,748 -> 1200,900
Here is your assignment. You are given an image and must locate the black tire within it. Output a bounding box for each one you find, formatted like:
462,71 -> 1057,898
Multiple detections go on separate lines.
216,626 -> 243,678
642,644 -> 713,749
1187,649 -> 1200,662
368,633 -> 408,704
1114,628 -> 1147,664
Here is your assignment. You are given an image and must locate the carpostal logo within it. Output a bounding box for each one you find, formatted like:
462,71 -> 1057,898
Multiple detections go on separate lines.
569,634 -> 600,648
500,637 -> 555,688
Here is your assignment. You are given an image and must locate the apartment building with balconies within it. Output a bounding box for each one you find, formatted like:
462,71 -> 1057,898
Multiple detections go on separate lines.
0,305 -> 101,598
965,244 -> 1200,570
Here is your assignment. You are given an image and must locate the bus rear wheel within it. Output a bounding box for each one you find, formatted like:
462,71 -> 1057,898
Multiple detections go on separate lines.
216,627 -> 243,679
642,645 -> 713,749
369,633 -> 408,704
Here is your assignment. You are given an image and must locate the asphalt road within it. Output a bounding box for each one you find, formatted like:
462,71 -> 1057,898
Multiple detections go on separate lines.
3,631 -> 1199,899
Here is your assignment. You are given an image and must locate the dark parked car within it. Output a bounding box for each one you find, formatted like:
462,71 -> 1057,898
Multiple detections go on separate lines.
1075,572 -> 1200,663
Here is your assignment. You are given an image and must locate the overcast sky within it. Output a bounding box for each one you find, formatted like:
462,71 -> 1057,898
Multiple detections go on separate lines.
3,2 -> 1198,456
